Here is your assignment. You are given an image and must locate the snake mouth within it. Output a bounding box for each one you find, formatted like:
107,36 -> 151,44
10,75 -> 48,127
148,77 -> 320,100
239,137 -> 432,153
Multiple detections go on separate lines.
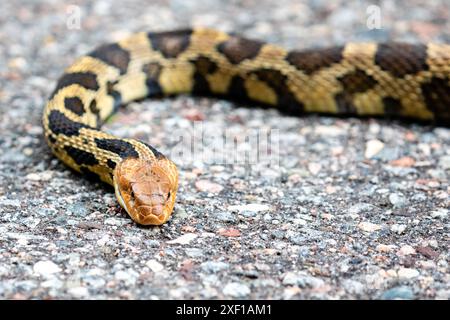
113,178 -> 129,214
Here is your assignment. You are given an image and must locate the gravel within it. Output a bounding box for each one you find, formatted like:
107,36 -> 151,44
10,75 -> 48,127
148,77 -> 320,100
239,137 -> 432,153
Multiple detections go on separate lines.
0,0 -> 449,300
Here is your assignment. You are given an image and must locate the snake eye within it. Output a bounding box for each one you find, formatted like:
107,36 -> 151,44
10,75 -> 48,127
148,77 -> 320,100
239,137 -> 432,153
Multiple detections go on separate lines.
166,191 -> 171,200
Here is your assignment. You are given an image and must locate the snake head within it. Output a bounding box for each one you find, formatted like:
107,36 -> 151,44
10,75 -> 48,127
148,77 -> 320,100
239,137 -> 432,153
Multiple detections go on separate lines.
113,157 -> 178,225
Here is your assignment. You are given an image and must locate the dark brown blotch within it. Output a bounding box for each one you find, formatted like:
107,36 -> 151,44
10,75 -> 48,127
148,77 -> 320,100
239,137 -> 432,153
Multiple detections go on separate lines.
80,167 -> 102,182
217,36 -> 264,64
338,69 -> 378,94
375,43 -> 428,78
89,43 -> 130,75
106,159 -> 117,169
191,56 -> 218,95
106,81 -> 122,112
334,92 -> 357,114
50,72 -> 99,99
421,76 -> 450,125
64,146 -> 99,166
286,46 -> 344,75
64,97 -> 85,116
94,138 -> 139,158
148,30 -> 192,59
383,97 -> 403,117
251,69 -> 304,115
142,62 -> 163,97
47,110 -> 91,136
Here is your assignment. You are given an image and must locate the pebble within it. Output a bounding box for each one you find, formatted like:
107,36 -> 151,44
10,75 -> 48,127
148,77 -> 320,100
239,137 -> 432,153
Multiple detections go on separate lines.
342,279 -> 365,295
358,222 -> 382,232
25,171 -> 52,181
228,203 -> 270,213
114,269 -> 139,285
365,139 -> 384,159
0,198 -> 21,207
222,282 -> 250,298
391,224 -> 407,234
201,261 -> 229,273
185,248 -> 204,257
430,209 -> 448,219
397,268 -> 420,279
68,286 -> 89,298
438,155 -> 450,169
282,272 -> 325,288
33,261 -> 61,277
167,233 -> 198,245
389,193 -> 407,208
213,211 -> 236,223
397,245 -> 416,256
146,259 -> 164,273
195,180 -> 224,193
376,244 -> 396,253
380,286 -> 415,300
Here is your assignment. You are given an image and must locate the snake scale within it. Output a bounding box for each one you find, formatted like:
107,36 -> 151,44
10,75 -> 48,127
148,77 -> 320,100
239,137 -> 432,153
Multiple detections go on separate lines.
43,28 -> 450,225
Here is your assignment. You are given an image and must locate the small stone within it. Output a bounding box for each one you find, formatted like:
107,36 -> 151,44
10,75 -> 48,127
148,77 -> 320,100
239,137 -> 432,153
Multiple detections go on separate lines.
0,198 -> 20,207
389,193 -> 407,208
185,248 -> 204,258
365,139 -> 384,158
416,246 -> 439,259
195,180 -> 224,193
376,244 -> 396,253
26,171 -> 53,181
201,261 -> 229,273
114,269 -> 139,285
430,208 -> 447,219
358,221 -> 382,232
104,217 -> 126,225
342,279 -> 365,295
397,268 -> 420,279
380,286 -> 414,300
391,224 -> 407,234
68,286 -> 89,298
223,282 -> 250,297
146,259 -> 164,272
213,211 -> 236,222
282,272 -> 325,288
397,245 -> 416,256
67,204 -> 89,217
217,227 -> 241,237
438,155 -> 450,169
167,233 -> 198,245
228,203 -> 270,213
389,157 -> 416,167
308,162 -> 321,175
33,261 -> 61,277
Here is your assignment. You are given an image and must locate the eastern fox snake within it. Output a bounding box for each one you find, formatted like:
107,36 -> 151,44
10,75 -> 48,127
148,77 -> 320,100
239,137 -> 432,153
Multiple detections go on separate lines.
43,28 -> 450,225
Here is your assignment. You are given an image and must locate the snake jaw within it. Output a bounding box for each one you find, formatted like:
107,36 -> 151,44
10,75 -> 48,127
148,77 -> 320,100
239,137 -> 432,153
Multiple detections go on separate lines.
113,157 -> 178,225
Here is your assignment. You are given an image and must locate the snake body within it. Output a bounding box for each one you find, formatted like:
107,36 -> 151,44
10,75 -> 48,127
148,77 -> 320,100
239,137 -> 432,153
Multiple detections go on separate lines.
43,28 -> 450,225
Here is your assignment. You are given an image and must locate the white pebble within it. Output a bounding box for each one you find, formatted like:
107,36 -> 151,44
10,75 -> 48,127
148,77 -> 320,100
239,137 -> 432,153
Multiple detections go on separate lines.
223,282 -> 251,297
398,268 -> 420,279
167,233 -> 198,245
365,139 -> 384,158
358,222 -> 382,232
146,259 -> 164,273
33,260 -> 61,277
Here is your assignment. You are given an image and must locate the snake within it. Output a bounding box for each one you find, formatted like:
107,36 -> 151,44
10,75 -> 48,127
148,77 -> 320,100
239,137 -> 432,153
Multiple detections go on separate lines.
43,28 -> 450,225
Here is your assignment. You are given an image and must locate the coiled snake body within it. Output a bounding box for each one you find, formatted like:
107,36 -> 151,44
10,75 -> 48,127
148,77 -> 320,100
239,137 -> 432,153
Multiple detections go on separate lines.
43,28 -> 450,225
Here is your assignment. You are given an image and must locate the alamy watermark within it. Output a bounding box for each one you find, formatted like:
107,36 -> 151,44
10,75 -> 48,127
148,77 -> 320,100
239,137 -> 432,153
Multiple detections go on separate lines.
166,122 -> 280,169
66,5 -> 81,30
366,5 -> 382,30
